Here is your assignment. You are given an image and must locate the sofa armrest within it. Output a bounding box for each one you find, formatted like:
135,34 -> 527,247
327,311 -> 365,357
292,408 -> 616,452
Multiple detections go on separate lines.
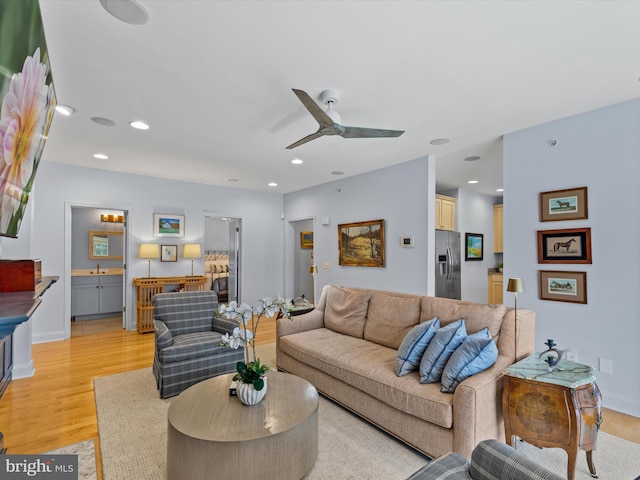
153,320 -> 173,349
276,309 -> 324,338
406,452 -> 470,479
470,440 -> 564,480
452,354 -> 512,458
212,313 -> 239,335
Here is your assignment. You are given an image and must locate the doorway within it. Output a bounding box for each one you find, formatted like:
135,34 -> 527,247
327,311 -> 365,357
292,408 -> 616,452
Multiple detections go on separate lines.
203,216 -> 241,304
69,206 -> 127,336
290,218 -> 314,303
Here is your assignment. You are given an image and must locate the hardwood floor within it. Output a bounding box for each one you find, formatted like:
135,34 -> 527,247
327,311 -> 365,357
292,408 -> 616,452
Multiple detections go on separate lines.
0,312 -> 637,480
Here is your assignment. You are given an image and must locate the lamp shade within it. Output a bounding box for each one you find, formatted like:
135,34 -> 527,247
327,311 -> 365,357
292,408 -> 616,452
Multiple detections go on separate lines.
507,278 -> 524,294
183,244 -> 201,259
309,264 -> 318,274
139,243 -> 160,259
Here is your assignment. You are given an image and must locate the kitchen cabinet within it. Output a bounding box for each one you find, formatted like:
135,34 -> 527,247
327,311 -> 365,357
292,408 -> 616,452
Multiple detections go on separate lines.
493,204 -> 503,253
488,273 -> 503,304
71,274 -> 123,318
436,194 -> 456,231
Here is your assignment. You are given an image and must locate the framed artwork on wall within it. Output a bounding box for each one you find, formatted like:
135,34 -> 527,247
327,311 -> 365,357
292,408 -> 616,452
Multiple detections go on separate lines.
338,219 -> 385,267
465,233 -> 484,261
537,227 -> 592,264
153,213 -> 185,237
539,187 -> 588,222
300,231 -> 313,249
161,245 -> 177,262
539,270 -> 587,304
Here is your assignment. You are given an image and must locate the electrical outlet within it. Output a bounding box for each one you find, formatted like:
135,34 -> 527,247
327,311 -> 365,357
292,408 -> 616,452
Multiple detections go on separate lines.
565,350 -> 579,362
599,358 -> 613,374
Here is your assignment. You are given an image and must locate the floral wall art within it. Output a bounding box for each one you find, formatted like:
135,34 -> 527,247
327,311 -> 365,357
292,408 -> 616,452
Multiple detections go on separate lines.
0,0 -> 57,237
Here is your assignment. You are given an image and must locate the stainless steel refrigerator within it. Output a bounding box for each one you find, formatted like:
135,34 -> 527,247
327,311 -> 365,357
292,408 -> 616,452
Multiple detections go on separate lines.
435,230 -> 461,299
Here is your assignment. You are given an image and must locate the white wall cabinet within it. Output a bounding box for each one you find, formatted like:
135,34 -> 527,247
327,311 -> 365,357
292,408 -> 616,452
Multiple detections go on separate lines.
71,275 -> 123,318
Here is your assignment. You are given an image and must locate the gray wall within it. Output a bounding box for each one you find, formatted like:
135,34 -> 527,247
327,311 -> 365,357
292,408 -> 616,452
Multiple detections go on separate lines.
504,97 -> 640,416
284,157 -> 432,296
0,161 -> 284,375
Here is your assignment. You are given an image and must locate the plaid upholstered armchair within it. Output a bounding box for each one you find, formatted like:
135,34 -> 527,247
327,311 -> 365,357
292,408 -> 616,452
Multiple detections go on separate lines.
151,290 -> 244,398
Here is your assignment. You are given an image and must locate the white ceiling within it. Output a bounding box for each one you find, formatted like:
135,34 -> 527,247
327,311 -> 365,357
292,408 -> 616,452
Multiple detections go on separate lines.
38,0 -> 640,197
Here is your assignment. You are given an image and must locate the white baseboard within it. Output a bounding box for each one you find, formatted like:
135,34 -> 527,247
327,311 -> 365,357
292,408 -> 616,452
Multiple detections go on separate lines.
12,359 -> 35,379
33,331 -> 65,344
601,390 -> 640,418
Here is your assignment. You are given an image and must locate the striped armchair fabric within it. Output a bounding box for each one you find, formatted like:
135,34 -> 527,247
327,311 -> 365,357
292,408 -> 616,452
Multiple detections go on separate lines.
151,291 -> 244,398
408,439 -> 564,480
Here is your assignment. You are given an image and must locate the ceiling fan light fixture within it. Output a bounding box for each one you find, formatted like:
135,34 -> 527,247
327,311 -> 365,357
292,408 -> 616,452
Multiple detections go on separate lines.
325,102 -> 341,124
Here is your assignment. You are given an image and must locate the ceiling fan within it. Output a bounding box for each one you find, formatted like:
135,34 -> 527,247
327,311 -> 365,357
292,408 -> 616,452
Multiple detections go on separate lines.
286,89 -> 405,149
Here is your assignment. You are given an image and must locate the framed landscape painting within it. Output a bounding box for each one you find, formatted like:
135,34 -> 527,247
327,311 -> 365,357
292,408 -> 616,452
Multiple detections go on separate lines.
537,227 -> 592,264
465,233 -> 484,261
300,231 -> 313,249
539,187 -> 588,222
153,213 -> 185,237
539,270 -> 587,304
338,219 -> 385,267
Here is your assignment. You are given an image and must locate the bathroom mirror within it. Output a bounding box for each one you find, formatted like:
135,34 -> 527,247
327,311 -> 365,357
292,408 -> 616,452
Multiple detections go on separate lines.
89,230 -> 123,260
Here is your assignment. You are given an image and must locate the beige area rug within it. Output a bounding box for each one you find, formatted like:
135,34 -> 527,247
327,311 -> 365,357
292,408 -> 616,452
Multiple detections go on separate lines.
94,343 -> 428,479
94,343 -> 640,480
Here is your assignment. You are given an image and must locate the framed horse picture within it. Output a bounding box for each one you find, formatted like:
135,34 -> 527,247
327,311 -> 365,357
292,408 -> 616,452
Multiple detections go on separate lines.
537,227 -> 592,264
539,187 -> 588,222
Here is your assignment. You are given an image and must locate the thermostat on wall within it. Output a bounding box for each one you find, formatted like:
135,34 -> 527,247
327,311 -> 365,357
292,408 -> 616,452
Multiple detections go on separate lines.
400,236 -> 414,248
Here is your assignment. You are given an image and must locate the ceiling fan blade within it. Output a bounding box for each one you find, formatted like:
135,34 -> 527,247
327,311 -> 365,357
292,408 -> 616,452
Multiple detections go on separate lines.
340,126 -> 405,139
286,131 -> 325,149
292,89 -> 334,128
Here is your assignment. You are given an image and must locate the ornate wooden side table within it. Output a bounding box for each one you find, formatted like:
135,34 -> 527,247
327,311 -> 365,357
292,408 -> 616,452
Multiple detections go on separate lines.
502,354 -> 602,480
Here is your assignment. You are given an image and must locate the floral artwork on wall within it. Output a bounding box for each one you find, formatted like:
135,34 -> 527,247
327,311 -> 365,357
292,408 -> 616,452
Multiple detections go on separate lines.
0,0 -> 57,237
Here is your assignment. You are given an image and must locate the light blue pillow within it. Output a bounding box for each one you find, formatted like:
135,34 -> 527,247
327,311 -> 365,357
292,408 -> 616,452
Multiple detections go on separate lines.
419,319 -> 467,384
395,317 -> 440,376
440,328 -> 498,393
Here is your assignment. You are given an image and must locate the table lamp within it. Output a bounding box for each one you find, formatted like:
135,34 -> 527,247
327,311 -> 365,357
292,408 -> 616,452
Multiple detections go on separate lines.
139,243 -> 160,277
309,264 -> 318,305
183,244 -> 201,276
507,277 -> 524,361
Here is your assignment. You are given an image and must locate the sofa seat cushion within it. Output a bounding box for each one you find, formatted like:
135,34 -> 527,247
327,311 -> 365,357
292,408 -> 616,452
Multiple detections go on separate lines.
324,286 -> 372,338
158,331 -> 228,363
279,327 -> 454,428
364,291 -> 422,349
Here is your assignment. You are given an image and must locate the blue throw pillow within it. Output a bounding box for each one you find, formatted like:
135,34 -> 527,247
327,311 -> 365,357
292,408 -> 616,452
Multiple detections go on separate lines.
395,317 -> 440,376
419,319 -> 467,384
440,328 -> 498,393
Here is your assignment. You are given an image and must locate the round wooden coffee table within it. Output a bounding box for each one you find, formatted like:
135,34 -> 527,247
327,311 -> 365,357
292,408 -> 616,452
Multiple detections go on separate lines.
167,371 -> 318,480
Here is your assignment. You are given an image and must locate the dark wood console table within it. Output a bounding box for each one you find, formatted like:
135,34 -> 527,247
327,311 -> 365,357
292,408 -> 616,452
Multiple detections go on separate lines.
0,275 -> 58,452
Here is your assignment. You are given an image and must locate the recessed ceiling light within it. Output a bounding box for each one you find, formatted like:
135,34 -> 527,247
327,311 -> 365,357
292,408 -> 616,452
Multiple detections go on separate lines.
55,104 -> 76,116
291,159 -> 303,165
464,156 -> 481,162
496,188 -> 504,192
331,171 -> 344,176
429,138 -> 450,146
93,153 -> 109,160
228,178 -> 239,183
129,120 -> 149,130
268,182 -> 278,187
91,117 -> 116,127
467,180 -> 479,184
100,0 -> 149,25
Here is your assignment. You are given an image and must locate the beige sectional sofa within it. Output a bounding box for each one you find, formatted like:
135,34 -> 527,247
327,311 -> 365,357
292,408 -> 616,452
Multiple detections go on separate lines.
276,284 -> 535,459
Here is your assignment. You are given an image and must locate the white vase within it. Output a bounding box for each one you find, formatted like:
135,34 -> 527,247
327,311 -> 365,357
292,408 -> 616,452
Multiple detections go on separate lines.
236,377 -> 268,406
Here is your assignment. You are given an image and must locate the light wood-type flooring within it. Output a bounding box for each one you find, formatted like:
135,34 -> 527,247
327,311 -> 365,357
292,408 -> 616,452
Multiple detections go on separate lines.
0,312 -> 637,480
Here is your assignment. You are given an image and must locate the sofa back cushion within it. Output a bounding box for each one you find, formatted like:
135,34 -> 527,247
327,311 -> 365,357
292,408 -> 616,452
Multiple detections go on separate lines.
324,286 -> 372,338
152,291 -> 217,335
420,297 -> 506,337
364,291 -> 422,349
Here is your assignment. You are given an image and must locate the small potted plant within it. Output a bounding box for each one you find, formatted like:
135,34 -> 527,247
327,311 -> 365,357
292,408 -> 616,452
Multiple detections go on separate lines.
219,297 -> 292,405
497,262 -> 503,273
